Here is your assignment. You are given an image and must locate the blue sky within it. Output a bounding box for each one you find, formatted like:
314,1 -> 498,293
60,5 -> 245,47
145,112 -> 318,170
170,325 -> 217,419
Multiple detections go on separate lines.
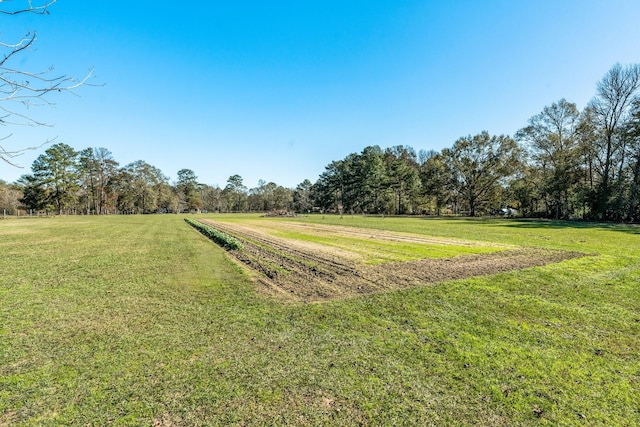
2,0 -> 640,188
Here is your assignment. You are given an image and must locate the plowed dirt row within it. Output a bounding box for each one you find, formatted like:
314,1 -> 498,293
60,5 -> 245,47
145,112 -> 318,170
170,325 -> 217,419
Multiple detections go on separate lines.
251,220 -> 506,247
198,219 -> 585,302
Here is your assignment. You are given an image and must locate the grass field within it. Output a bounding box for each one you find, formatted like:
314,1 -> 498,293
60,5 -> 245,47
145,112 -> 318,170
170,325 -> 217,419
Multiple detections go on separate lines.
1,214 -> 639,425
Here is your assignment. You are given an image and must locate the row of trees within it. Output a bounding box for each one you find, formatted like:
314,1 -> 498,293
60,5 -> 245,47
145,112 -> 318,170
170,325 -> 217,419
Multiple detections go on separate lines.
311,136 -> 519,217
0,143 -> 312,215
2,63 -> 640,221
515,63 -> 640,221
9,144 -> 177,214
312,63 -> 640,221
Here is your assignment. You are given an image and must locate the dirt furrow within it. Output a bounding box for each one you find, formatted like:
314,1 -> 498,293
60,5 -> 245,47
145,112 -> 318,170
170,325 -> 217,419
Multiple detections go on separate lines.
203,220 -> 358,273
196,219 -> 586,302
199,220 -> 376,299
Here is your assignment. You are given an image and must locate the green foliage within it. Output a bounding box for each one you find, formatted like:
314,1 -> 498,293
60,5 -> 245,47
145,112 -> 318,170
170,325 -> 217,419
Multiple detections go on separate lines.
248,180 -> 294,212
383,145 -> 422,214
420,150 -> 451,215
223,174 -> 248,212
444,132 -> 521,216
77,147 -> 119,215
516,99 -> 582,219
176,168 -> 202,212
313,145 -> 422,215
111,160 -> 173,214
16,173 -> 53,212
30,142 -> 80,214
184,217 -> 243,250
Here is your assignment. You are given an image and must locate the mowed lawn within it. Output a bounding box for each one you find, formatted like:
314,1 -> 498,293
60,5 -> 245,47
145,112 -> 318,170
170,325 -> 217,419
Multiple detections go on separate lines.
1,214 -> 639,426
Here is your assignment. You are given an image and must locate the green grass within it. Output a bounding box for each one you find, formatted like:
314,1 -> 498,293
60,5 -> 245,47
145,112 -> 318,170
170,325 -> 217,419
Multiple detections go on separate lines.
1,214 -> 639,425
286,214 -> 638,256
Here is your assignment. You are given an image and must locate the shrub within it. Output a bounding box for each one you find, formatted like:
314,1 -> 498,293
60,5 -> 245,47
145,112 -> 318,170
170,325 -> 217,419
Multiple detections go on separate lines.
184,218 -> 243,250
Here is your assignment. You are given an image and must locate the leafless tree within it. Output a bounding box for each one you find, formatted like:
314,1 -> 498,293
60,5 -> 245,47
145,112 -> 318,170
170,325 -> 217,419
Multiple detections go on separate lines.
588,63 -> 640,198
1,0 -> 94,166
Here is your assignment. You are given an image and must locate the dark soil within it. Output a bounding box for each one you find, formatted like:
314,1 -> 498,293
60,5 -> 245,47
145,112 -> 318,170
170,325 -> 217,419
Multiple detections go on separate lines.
199,219 -> 585,302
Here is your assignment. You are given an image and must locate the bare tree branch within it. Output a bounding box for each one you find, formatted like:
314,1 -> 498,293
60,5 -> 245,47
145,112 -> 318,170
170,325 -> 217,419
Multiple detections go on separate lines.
0,134 -> 53,167
1,0 -> 96,167
0,0 -> 56,16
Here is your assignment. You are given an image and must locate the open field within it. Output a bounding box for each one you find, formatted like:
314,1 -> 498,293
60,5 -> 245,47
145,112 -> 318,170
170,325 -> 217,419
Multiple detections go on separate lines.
1,214 -> 639,425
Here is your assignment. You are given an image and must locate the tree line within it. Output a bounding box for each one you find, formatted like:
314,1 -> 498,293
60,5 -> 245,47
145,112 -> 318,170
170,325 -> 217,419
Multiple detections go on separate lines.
0,145 -> 309,215
2,63 -> 640,221
313,64 -> 640,221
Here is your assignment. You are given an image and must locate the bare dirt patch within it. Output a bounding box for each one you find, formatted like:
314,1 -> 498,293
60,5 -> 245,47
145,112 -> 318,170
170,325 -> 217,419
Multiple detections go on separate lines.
199,219 -> 584,302
253,220 -> 507,248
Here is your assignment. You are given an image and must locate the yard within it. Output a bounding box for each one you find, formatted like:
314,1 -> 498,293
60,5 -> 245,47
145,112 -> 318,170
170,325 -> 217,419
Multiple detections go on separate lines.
1,214 -> 638,425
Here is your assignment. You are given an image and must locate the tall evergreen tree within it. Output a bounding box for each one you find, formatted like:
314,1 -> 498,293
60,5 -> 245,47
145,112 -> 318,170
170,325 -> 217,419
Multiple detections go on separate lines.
420,150 -> 451,215
383,146 -> 421,214
31,143 -> 79,214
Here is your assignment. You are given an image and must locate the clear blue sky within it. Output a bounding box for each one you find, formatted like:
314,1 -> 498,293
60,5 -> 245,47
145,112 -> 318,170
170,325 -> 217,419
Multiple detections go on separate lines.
2,0 -> 639,188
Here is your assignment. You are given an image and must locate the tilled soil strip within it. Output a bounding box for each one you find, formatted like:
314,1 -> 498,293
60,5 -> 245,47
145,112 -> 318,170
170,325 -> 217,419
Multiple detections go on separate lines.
254,220 -> 506,248
198,219 -> 585,302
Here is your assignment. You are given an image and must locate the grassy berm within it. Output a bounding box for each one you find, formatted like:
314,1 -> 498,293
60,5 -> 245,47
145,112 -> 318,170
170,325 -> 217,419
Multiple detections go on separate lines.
1,214 -> 639,426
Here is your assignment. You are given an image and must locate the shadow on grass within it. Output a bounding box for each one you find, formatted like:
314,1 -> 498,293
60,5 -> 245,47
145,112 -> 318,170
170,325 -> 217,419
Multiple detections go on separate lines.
418,215 -> 640,235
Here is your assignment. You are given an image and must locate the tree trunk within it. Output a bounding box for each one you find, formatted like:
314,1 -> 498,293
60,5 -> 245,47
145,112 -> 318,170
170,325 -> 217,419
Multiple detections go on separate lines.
629,155 -> 640,222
